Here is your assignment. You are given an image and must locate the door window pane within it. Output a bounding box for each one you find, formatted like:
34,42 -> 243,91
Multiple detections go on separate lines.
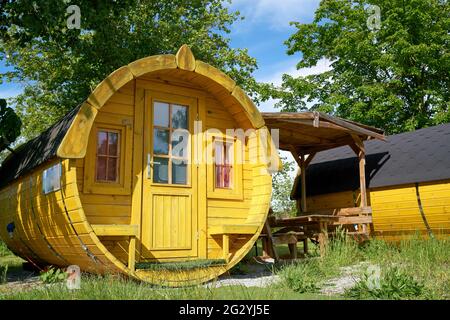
153,157 -> 169,184
153,129 -> 169,155
172,161 -> 187,185
153,102 -> 169,127
151,101 -> 190,185
171,129 -> 189,158
172,105 -> 188,129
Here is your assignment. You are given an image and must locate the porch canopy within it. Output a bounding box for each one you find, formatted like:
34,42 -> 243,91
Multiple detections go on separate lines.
262,111 -> 385,213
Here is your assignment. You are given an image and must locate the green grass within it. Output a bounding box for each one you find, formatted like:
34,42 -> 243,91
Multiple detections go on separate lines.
0,241 -> 12,257
0,273 -> 330,300
0,236 -> 448,300
277,233 -> 450,300
344,266 -> 426,299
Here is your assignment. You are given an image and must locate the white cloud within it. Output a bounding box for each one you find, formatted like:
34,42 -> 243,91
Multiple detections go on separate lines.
231,0 -> 320,30
258,58 -> 332,86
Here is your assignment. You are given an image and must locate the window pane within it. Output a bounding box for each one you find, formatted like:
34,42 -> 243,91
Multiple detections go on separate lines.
153,157 -> 169,184
172,160 -> 187,185
153,129 -> 169,155
107,158 -> 118,181
97,131 -> 108,155
172,104 -> 188,129
225,142 -> 233,164
153,102 -> 169,127
215,142 -> 224,165
215,165 -> 223,188
96,156 -> 107,181
223,165 -> 232,188
172,129 -> 189,158
108,132 -> 119,156
214,141 -> 233,189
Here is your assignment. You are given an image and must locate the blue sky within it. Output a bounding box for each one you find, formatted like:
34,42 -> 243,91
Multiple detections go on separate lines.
0,0 -> 329,111
228,0 -> 332,111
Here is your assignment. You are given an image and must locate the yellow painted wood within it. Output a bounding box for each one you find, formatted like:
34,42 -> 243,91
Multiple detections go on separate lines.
197,95 -> 208,259
128,54 -> 177,78
205,132 -> 244,200
57,102 -> 98,158
222,234 -> 230,262
176,44 -> 196,71
83,112 -> 133,195
140,89 -> 200,260
91,224 -> 138,236
303,180 -> 450,241
131,85 -> 144,256
231,86 -> 265,129
209,224 -> 259,235
195,60 -> 236,93
88,66 -> 134,109
128,236 -> 136,272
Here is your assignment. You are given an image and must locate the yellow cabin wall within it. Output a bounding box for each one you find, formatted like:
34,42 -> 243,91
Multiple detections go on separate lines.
370,181 -> 450,240
301,180 -> 450,241
306,191 -> 358,211
0,159 -> 127,274
204,95 -> 254,260
76,81 -> 135,264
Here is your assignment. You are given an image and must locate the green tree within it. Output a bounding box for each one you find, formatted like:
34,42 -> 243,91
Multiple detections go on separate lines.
0,0 -> 258,138
0,98 -> 22,153
271,157 -> 297,216
259,0 -> 450,134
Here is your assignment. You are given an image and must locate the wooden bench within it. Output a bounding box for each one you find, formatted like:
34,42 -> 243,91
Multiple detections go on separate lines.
91,224 -> 138,272
210,224 -> 259,262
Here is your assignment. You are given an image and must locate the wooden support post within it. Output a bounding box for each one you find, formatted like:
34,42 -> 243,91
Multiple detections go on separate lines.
223,234 -> 230,262
359,151 -> 368,208
318,222 -> 328,257
300,154 -> 307,213
289,145 -> 302,167
263,221 -> 279,261
350,135 -> 368,208
303,238 -> 308,255
128,236 -> 136,272
289,146 -> 316,215
288,243 -> 298,259
262,237 -> 270,257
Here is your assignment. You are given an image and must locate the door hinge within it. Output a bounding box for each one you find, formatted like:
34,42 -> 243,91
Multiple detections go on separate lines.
196,113 -> 199,121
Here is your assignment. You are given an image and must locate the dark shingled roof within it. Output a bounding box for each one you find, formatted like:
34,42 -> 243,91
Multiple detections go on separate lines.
0,106 -> 80,188
292,123 -> 450,198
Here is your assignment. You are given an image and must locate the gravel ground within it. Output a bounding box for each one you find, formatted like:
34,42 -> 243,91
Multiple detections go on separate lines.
320,262 -> 373,295
205,274 -> 280,288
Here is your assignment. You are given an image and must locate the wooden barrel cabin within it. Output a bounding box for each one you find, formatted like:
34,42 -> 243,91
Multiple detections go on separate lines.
0,45 -> 280,286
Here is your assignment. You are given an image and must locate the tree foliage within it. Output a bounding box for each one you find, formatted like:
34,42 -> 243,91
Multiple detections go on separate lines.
271,157 -> 297,216
0,0 -> 258,138
259,0 -> 450,134
0,98 -> 21,153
